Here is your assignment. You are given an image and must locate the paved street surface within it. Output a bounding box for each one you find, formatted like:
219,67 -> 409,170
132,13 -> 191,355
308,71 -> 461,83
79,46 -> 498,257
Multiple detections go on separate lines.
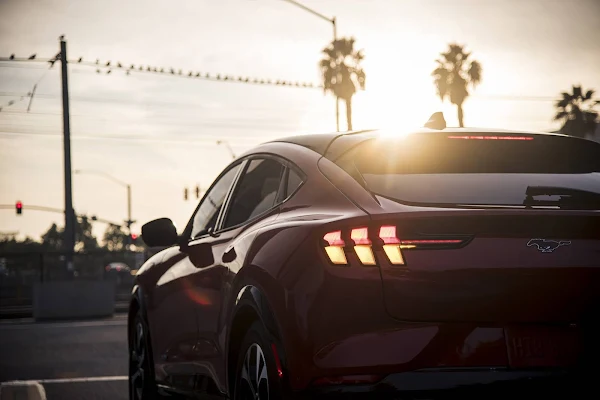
0,315 -> 128,399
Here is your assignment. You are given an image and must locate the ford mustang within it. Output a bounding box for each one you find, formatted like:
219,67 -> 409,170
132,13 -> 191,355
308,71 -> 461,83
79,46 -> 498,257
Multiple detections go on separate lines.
128,114 -> 600,399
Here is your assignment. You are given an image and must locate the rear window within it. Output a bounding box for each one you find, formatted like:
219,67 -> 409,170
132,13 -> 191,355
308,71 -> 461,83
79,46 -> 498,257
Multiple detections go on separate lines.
335,133 -> 600,208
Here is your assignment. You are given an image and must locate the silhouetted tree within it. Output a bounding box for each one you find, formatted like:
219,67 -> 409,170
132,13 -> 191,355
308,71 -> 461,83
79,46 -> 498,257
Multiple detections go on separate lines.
320,37 -> 366,131
103,224 -> 128,251
432,43 -> 482,127
554,85 -> 599,138
39,217 -> 99,252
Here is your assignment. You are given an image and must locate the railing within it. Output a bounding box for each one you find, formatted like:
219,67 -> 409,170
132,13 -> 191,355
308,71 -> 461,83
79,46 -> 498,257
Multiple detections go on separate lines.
0,249 -> 157,317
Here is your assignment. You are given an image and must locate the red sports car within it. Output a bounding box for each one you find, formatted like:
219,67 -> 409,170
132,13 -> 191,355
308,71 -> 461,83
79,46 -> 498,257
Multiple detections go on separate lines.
128,116 -> 600,399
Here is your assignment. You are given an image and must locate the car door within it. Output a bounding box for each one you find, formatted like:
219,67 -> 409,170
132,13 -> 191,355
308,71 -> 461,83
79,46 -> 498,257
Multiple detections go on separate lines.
183,156 -> 287,395
147,162 -> 243,392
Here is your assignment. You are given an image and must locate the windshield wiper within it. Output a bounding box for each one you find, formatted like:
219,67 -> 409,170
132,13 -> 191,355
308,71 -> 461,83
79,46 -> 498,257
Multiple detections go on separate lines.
523,186 -> 600,210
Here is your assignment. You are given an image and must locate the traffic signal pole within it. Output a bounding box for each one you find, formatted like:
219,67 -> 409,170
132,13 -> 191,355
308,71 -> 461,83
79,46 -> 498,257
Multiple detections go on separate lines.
60,36 -> 75,273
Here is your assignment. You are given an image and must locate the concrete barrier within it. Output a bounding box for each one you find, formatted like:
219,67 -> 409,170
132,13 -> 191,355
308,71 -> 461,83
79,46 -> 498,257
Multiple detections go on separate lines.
0,381 -> 46,400
33,281 -> 115,320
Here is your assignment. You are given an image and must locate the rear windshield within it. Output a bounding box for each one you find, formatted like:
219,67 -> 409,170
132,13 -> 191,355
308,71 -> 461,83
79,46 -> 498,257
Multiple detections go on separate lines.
334,133 -> 600,209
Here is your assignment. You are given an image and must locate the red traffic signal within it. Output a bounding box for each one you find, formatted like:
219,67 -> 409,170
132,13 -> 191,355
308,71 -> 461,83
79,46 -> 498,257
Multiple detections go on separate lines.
131,233 -> 138,240
16,201 -> 22,215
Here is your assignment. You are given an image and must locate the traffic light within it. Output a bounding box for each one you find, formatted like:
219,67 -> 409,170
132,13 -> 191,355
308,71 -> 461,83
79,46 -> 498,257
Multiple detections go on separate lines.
15,201 -> 22,215
195,185 -> 201,199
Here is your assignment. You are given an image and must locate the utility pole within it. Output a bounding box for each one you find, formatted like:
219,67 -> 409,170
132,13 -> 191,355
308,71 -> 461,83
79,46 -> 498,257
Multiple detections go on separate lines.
60,35 -> 75,273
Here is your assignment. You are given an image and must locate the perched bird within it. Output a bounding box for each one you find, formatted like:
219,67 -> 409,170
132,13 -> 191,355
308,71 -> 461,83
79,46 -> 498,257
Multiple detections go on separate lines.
196,72 -> 200,77
216,74 -> 221,80
238,77 -> 243,81
105,61 -> 111,67
28,54 -> 36,60
130,64 -> 135,69
126,70 -> 130,75
153,67 -> 157,72
160,68 -> 164,73
205,73 -> 210,78
244,77 -> 249,82
96,69 -> 100,73
48,59 -> 57,67
139,66 -> 143,71
9,54 -> 15,60
188,71 -> 192,76
117,62 -> 122,68
78,57 -> 82,63
107,69 -> 111,74
170,68 -> 175,74
147,66 -> 151,71
224,76 -> 229,81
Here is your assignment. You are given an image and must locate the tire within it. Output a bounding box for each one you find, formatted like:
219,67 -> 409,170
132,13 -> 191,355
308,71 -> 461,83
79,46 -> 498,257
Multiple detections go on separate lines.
233,321 -> 284,400
129,312 -> 159,400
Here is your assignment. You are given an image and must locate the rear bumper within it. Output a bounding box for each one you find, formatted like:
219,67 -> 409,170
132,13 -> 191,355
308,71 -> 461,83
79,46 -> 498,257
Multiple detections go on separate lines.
297,368 -> 596,399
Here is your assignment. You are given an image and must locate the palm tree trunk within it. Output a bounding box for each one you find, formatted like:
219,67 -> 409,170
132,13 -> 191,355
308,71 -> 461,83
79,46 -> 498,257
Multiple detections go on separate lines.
335,97 -> 340,132
457,103 -> 464,128
345,97 -> 353,131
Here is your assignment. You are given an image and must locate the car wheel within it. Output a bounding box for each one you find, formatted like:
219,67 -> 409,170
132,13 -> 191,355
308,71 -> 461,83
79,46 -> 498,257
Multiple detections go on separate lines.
234,321 -> 283,400
129,312 -> 158,400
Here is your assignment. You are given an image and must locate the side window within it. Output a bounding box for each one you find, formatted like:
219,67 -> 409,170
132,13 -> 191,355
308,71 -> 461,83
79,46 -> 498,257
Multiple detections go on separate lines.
286,168 -> 303,198
223,158 -> 285,229
191,164 -> 241,238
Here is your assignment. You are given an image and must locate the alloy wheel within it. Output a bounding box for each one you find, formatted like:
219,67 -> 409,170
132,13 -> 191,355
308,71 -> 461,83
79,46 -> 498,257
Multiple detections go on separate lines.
239,343 -> 270,400
130,320 -> 146,400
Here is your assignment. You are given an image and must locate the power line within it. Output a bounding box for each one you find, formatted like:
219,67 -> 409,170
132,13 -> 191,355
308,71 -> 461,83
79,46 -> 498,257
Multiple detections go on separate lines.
1,54 -> 322,89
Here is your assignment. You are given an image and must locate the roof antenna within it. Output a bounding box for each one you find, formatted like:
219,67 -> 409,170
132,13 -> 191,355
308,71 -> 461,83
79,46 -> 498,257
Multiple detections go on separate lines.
424,112 -> 446,130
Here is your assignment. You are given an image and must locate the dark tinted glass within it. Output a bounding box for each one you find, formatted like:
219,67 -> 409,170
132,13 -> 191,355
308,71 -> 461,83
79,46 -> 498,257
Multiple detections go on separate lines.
286,169 -> 303,197
224,158 -> 285,228
191,164 -> 241,237
337,133 -> 600,207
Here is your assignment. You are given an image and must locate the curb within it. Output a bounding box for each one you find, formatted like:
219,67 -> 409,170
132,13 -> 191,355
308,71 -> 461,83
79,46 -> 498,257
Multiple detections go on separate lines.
0,381 -> 46,400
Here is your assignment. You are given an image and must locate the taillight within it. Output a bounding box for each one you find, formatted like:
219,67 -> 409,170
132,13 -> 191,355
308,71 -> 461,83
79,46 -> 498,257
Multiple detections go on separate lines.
323,230 -> 347,265
379,225 -> 405,265
448,135 -> 533,141
350,227 -> 376,265
323,225 -> 470,266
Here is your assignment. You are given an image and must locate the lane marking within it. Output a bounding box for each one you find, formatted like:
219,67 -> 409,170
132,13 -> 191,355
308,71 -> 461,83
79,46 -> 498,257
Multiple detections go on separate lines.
2,376 -> 128,385
0,319 -> 127,330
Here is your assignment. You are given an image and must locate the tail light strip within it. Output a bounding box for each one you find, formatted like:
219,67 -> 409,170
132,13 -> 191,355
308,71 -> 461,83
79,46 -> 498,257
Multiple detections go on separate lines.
323,225 -> 469,266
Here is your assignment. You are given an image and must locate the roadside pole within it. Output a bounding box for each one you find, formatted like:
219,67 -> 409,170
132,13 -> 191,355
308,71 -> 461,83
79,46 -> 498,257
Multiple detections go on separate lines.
60,35 -> 75,274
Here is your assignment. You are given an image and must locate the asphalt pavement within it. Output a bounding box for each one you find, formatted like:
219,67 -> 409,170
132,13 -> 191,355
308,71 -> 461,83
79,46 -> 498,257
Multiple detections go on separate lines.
0,315 -> 129,399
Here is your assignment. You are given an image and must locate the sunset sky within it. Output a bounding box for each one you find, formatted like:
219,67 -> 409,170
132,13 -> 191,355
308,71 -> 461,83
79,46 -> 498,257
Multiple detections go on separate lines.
1,0 -> 599,241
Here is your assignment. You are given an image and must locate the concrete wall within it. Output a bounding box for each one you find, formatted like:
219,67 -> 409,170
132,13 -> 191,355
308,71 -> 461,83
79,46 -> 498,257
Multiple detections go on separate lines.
33,281 -> 115,320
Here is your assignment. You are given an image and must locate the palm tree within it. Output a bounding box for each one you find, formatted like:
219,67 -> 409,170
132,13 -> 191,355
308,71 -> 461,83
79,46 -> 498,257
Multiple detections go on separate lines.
554,85 -> 599,138
432,43 -> 482,127
320,37 -> 366,131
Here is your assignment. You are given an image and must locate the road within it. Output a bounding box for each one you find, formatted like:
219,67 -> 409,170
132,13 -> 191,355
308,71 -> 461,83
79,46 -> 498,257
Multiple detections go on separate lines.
0,315 -> 128,399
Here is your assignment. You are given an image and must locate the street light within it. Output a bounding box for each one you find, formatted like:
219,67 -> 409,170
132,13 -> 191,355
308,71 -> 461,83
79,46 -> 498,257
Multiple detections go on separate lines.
282,0 -> 339,132
74,169 -> 134,233
216,140 -> 236,160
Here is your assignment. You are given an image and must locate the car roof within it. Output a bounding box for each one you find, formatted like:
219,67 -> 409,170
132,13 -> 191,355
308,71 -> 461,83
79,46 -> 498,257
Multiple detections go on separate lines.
268,127 -> 578,158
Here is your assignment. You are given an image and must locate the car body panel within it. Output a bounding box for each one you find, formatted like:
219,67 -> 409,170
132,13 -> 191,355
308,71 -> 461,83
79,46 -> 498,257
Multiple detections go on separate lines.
131,129 -> 600,397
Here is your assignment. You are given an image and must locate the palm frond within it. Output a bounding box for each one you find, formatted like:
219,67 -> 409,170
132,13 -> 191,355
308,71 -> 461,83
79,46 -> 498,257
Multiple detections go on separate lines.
584,89 -> 595,100
554,110 -> 568,121
468,60 -> 482,86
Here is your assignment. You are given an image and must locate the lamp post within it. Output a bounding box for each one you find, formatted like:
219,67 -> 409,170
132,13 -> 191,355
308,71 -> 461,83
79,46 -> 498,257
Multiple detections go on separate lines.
74,169 -> 134,233
216,140 -> 236,160
282,0 -> 339,132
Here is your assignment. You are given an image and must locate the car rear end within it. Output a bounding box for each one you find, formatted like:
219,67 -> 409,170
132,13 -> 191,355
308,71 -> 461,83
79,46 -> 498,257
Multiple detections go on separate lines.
285,130 -> 600,398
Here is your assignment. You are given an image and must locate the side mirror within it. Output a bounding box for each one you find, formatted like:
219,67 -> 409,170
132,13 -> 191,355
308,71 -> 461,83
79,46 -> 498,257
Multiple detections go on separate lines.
141,218 -> 178,247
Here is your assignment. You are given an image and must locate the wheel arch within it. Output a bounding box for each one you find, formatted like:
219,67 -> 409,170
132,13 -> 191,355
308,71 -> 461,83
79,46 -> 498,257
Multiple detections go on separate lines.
227,285 -> 289,395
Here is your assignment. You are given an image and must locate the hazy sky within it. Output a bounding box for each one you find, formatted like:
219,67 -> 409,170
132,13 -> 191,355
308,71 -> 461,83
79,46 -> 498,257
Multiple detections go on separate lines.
1,0 -> 599,241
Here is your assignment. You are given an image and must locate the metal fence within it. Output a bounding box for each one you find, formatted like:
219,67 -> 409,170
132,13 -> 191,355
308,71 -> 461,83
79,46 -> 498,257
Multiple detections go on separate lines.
0,250 -> 154,314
